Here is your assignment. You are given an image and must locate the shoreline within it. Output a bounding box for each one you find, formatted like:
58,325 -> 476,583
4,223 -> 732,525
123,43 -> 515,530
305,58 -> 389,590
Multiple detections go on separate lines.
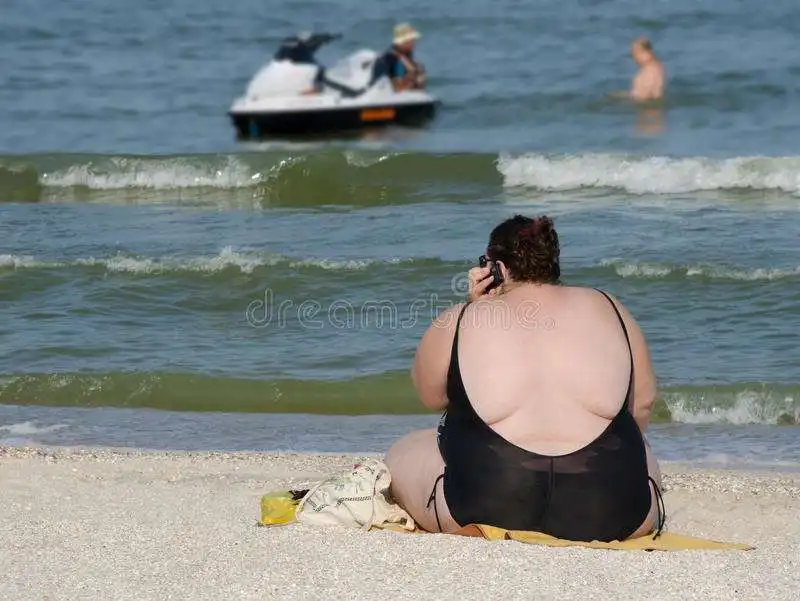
3,442 -> 800,490
3,438 -> 799,474
2,445 -> 799,600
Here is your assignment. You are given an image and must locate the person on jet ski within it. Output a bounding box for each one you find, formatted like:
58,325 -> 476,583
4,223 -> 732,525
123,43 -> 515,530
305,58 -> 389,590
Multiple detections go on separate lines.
375,23 -> 427,92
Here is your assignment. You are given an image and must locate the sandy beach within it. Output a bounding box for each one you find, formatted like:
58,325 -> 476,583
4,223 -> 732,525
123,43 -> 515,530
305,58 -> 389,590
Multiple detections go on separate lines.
1,446 -> 798,601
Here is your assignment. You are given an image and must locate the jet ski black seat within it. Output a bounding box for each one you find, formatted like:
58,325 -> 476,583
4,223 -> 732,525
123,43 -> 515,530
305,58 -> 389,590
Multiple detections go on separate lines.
318,53 -> 391,98
320,72 -> 365,98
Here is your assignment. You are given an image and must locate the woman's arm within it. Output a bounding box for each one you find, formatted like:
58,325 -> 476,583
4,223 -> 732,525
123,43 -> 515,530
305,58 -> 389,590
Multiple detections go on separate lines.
410,303 -> 464,412
604,294 -> 658,432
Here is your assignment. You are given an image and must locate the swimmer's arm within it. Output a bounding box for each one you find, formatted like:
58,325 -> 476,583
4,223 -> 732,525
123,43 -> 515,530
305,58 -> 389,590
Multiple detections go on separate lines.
411,304 -> 462,412
630,328 -> 658,432
604,294 -> 658,432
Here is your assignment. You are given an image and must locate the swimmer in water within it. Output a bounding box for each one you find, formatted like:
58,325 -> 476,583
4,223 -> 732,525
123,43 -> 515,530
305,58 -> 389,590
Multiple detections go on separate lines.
611,37 -> 667,102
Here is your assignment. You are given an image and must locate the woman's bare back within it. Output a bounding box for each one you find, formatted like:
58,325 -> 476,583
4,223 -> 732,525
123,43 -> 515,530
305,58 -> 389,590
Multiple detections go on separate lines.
456,285 -> 634,455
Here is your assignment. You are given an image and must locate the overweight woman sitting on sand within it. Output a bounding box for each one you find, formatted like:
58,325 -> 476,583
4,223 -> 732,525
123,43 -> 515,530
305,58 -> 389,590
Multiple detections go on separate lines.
386,215 -> 665,542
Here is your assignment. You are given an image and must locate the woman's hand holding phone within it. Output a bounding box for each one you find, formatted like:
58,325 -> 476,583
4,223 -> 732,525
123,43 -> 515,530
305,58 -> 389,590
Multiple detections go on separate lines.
467,265 -> 499,301
467,265 -> 489,301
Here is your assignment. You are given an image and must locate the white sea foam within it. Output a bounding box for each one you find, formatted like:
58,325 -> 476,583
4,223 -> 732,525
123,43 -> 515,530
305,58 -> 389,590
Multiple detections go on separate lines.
497,153 -> 800,195
39,156 -> 268,190
599,258 -> 800,281
0,421 -> 68,436
342,151 -> 393,168
0,254 -> 41,269
0,247 -> 403,275
664,391 -> 798,425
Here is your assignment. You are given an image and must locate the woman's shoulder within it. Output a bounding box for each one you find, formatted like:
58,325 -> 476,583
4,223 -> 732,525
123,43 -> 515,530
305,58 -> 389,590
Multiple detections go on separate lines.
428,302 -> 468,331
518,285 -> 637,324
564,286 -> 642,333
556,284 -> 627,306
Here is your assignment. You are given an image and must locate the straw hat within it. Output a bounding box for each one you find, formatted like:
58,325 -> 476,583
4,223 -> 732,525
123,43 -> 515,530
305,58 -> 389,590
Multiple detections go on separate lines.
393,22 -> 421,45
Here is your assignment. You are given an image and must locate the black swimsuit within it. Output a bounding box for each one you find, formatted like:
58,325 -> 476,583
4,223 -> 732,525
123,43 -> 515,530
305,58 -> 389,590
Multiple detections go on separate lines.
430,289 -> 665,542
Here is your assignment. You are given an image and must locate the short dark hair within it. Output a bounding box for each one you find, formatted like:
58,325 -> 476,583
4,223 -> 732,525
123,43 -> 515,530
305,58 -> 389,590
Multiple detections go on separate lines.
486,215 -> 560,284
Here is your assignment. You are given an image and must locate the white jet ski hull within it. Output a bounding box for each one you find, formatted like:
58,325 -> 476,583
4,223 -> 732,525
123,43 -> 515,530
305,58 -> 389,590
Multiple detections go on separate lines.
229,92 -> 439,138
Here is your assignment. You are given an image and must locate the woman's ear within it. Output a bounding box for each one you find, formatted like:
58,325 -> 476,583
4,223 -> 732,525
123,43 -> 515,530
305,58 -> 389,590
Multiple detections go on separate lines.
497,260 -> 510,282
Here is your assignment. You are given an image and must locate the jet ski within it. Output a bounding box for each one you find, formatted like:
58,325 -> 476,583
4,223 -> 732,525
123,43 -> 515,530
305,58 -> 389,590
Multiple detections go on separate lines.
228,32 -> 440,139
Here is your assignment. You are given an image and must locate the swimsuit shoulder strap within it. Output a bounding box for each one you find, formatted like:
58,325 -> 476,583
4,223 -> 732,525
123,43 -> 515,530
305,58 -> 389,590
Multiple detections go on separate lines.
446,302 -> 471,381
594,289 -> 634,410
450,302 -> 471,352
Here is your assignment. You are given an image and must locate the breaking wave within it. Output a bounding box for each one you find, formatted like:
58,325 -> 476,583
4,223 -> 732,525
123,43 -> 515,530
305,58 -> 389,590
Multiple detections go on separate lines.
3,150 -> 800,207
2,251 -> 796,284
0,372 -> 797,425
0,247 -> 413,275
596,259 -> 800,282
498,152 -> 800,195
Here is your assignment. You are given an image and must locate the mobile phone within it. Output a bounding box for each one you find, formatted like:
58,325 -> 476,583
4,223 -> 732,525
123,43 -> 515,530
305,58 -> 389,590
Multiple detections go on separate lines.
478,255 -> 504,292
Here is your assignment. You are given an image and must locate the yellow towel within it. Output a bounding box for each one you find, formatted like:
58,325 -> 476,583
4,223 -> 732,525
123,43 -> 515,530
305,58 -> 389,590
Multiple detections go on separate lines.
259,489 -> 754,550
450,523 -> 754,551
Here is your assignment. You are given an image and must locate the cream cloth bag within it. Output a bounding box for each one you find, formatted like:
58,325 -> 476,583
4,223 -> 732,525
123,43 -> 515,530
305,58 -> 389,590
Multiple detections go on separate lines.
295,458 -> 416,531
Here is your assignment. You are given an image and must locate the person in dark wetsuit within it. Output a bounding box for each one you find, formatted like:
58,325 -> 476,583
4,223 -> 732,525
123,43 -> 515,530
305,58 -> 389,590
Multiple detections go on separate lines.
385,215 -> 666,542
373,23 -> 427,92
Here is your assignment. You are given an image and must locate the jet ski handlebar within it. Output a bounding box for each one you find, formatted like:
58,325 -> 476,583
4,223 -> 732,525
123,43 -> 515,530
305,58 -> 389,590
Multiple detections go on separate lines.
304,32 -> 342,48
274,32 -> 342,63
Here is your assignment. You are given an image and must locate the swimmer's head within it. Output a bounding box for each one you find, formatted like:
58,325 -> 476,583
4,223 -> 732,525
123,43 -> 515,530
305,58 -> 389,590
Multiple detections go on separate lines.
631,37 -> 655,64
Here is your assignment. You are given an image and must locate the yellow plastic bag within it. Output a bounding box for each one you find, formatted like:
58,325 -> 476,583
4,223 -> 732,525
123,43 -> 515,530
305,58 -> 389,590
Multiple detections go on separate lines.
259,489 -> 307,526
